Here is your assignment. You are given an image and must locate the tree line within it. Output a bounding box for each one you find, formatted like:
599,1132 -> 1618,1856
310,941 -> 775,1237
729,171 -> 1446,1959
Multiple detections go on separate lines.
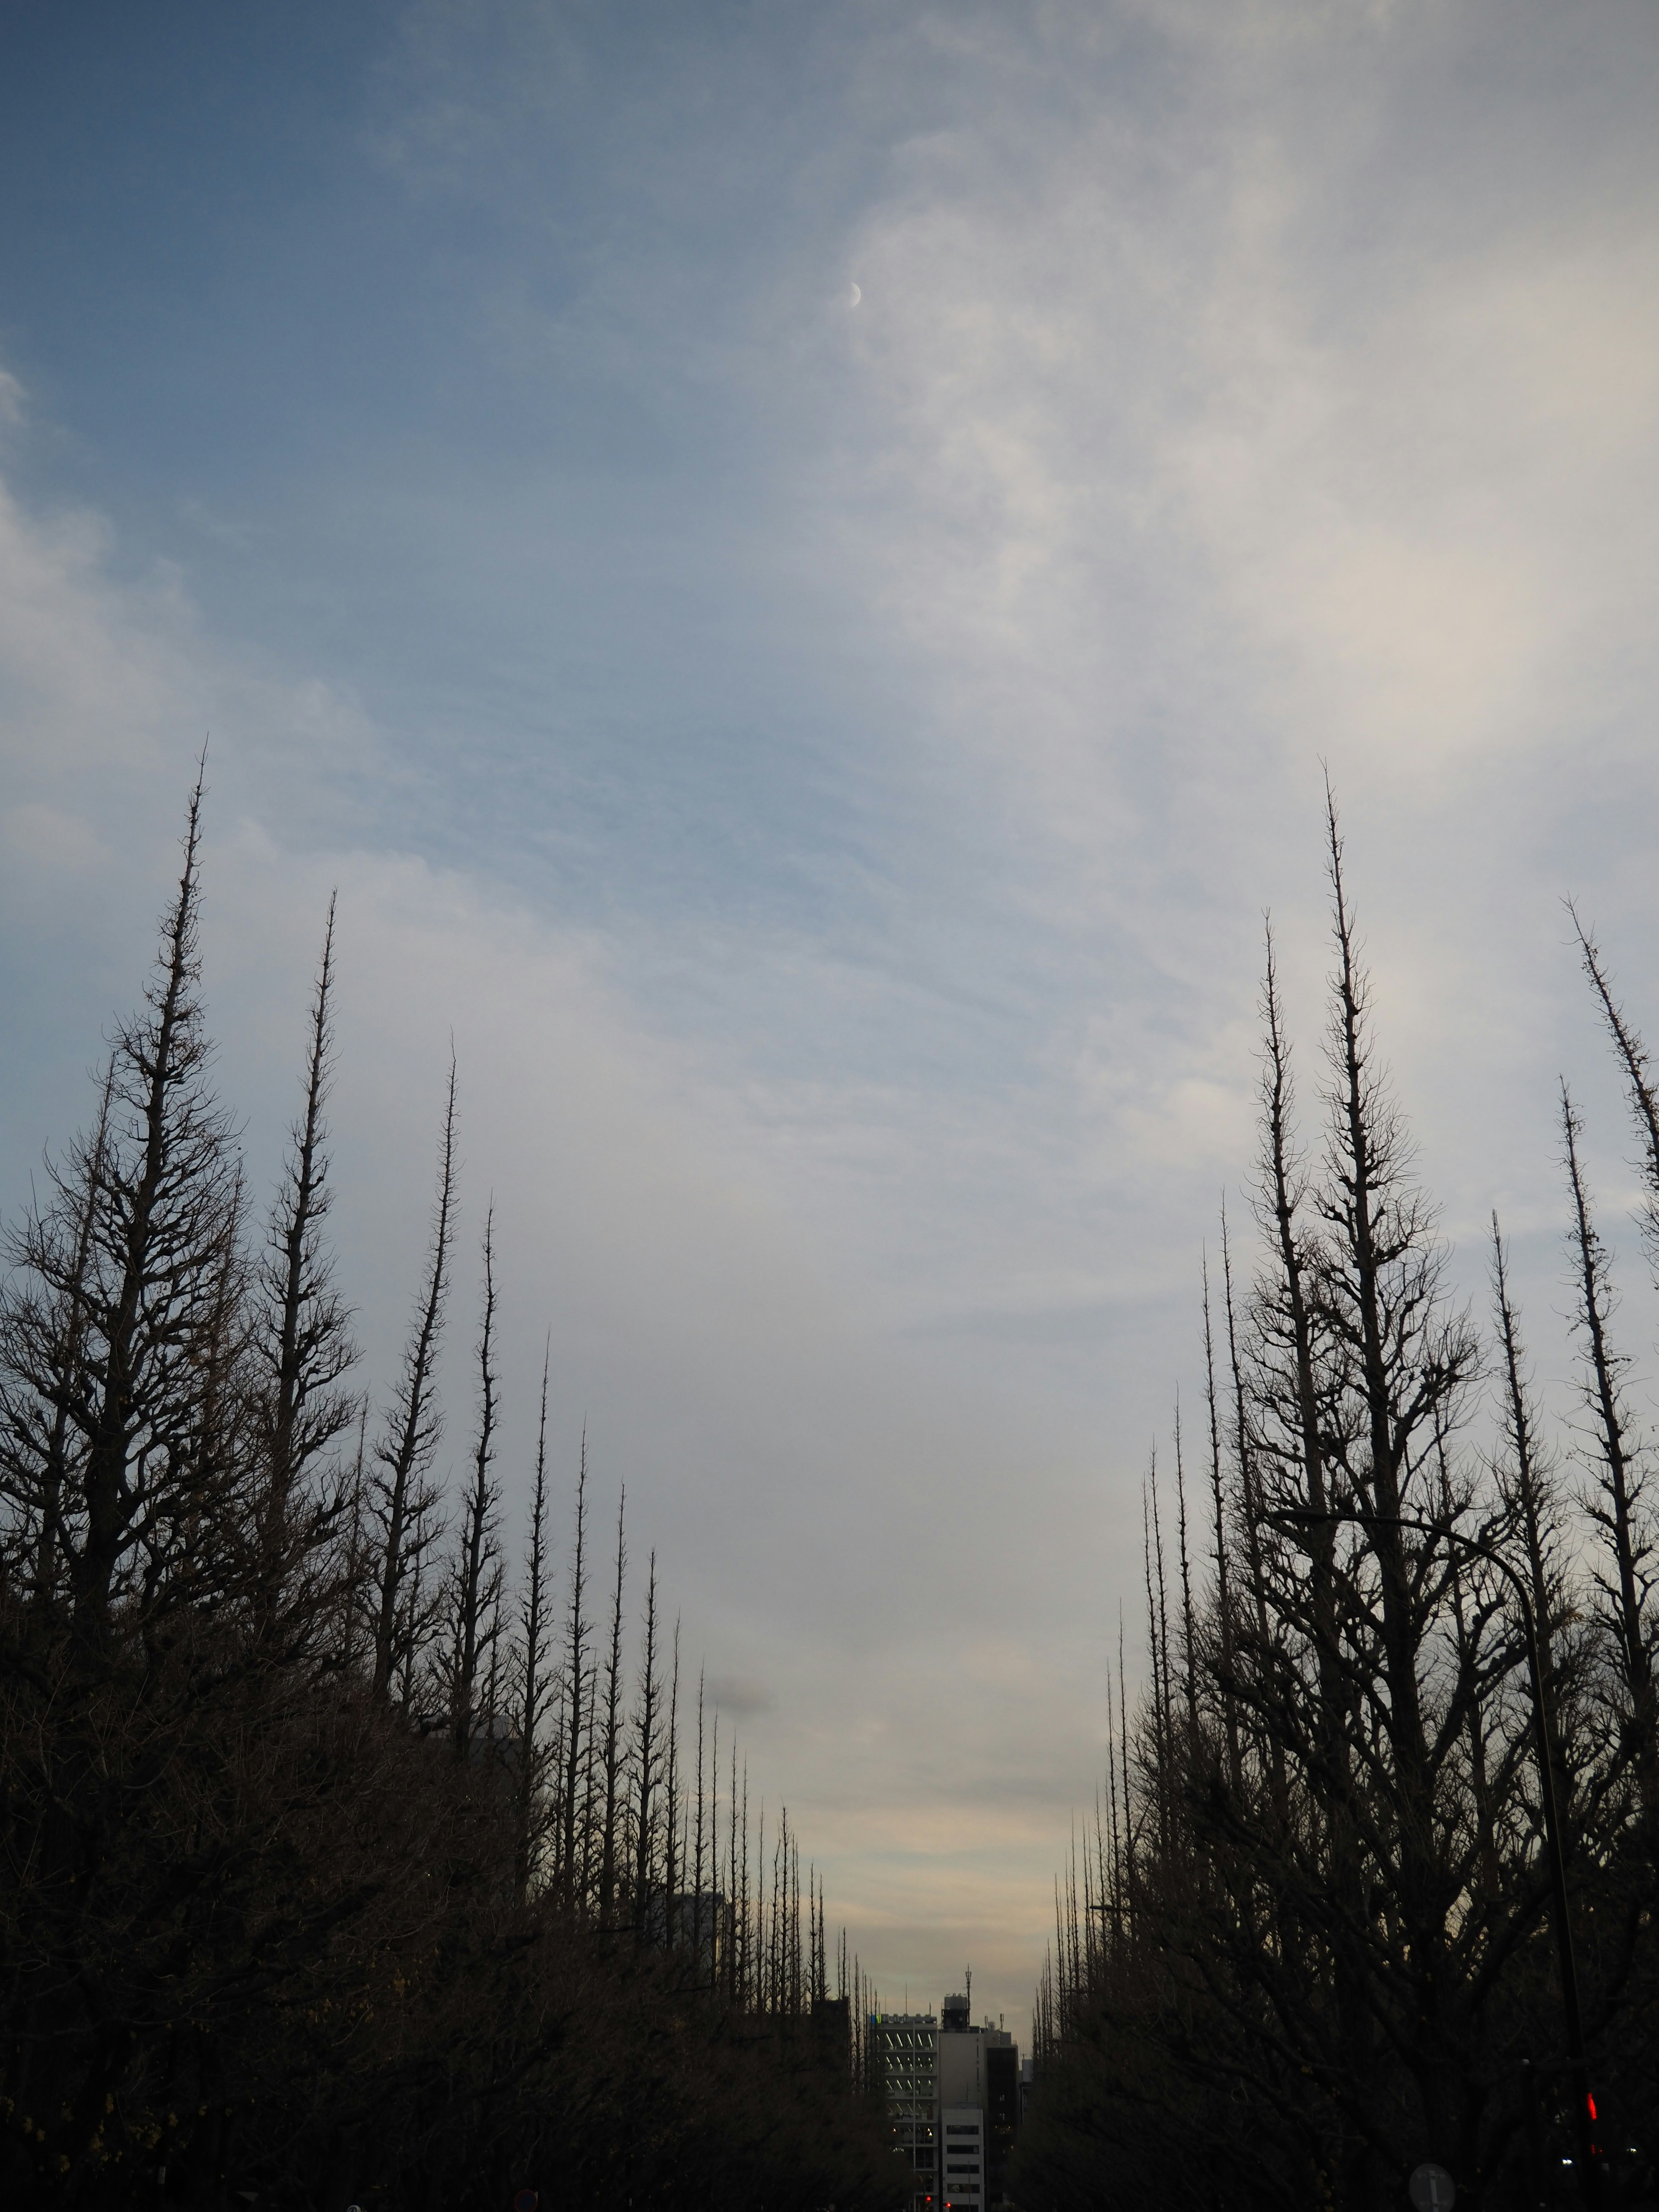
0,776 -> 905,2212
1014,800 -> 1658,2212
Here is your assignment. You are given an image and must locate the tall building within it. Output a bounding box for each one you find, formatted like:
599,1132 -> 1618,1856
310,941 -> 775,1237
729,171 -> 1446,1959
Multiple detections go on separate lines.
811,1993 -> 851,2073
871,2012 -> 938,2211
873,1997 -> 1020,2212
984,2044 -> 1020,2199
938,1995 -> 1014,2209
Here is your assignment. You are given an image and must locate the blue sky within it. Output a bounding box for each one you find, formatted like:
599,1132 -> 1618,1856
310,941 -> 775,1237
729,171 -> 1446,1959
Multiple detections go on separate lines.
5,0 -> 1659,2031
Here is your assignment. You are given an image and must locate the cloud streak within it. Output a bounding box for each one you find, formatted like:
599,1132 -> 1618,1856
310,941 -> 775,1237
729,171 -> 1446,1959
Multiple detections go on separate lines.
4,0 -> 1659,2035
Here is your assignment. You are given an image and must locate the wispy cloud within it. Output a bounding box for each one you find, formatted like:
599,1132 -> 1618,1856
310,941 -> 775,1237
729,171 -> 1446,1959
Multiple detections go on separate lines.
4,0 -> 1659,2035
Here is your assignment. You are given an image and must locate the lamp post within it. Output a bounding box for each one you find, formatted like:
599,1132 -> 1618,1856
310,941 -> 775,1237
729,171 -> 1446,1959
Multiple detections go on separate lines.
1272,1508 -> 1599,2212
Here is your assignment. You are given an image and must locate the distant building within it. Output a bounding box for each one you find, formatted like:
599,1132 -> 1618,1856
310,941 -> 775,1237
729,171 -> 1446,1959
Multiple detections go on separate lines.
940,2106 -> 985,2206
640,1889 -> 724,1972
984,2044 -> 1019,2199
938,1995 -> 1014,2209
811,1994 -> 851,2073
873,1996 -> 1020,2212
871,2013 -> 938,2212
938,2008 -> 991,2108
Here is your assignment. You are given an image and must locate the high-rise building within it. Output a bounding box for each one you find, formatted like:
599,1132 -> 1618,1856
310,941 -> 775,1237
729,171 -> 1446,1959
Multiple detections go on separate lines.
984,2044 -> 1020,2199
874,1997 -> 1020,2211
937,1995 -> 1014,2209
871,2013 -> 938,2212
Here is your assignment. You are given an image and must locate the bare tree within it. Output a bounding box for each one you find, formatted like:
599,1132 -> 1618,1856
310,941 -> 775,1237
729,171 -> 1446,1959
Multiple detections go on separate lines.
445,1207 -> 503,1758
3,769 -> 245,1656
513,1338 -> 557,1893
597,1487 -> 627,1921
632,1549 -> 664,1929
1570,903 -> 1659,1283
370,1056 -> 457,1706
1489,1214 -> 1576,1763
662,1616 -> 681,1922
0,793 -> 881,2212
0,1071 -> 111,1620
558,1429 -> 591,1901
692,1665 -> 709,1970
1200,1249 -> 1242,1790
252,895 -> 359,1644
1561,1081 -> 1658,1804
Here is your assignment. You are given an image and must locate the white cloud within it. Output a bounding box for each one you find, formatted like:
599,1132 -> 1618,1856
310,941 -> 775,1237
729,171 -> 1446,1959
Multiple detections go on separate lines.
0,436 -> 1117,2038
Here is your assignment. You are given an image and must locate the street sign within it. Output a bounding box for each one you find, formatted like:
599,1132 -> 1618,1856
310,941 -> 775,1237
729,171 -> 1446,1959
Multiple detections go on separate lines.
1409,2165 -> 1455,2211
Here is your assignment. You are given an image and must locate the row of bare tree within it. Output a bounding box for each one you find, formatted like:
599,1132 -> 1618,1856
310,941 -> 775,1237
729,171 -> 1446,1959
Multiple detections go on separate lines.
0,780 -> 903,2212
1015,804 -> 1658,2212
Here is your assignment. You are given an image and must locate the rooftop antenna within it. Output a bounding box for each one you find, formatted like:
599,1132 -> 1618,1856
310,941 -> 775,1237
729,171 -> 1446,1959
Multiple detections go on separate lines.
966,1965 -> 972,2020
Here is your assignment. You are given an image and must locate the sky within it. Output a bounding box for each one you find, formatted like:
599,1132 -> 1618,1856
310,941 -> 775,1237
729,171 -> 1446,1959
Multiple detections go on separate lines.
4,0 -> 1659,2040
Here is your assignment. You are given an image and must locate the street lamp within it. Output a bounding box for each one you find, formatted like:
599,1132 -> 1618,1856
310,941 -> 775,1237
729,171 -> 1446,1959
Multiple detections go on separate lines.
1271,1507 -> 1599,2212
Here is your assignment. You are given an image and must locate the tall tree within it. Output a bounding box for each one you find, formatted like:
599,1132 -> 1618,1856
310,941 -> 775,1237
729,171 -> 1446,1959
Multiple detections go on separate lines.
1245,912 -> 1373,2191
1561,1081 -> 1657,1805
1489,1214 -> 1575,1763
1570,905 -> 1659,1284
662,1617 -> 682,1922
370,1056 -> 458,1705
446,1207 -> 504,1758
559,1430 -> 591,1901
0,1071 -> 110,1619
513,1339 -> 556,1893
632,1549 -> 664,1931
253,895 -> 359,1643
597,1487 -> 627,1921
3,769 -> 244,1656
1200,1249 -> 1242,1791
0,794 -> 880,2212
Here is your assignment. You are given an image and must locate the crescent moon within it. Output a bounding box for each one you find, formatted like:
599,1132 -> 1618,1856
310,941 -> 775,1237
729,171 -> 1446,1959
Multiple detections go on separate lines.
849,282 -> 862,307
